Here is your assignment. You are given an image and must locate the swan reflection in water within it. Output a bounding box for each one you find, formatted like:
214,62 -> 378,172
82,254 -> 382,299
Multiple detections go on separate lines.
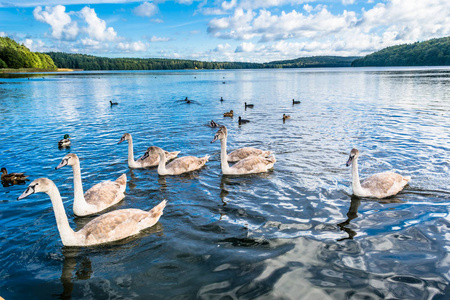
337,196 -> 406,241
57,222 -> 164,299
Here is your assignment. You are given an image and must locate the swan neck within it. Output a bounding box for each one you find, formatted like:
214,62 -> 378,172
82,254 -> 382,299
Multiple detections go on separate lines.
71,161 -> 86,206
157,150 -> 168,175
47,182 -> 76,245
351,157 -> 362,192
220,135 -> 231,173
126,137 -> 138,168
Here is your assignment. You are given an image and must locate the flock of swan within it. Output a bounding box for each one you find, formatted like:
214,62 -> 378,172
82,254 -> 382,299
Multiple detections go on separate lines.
7,102 -> 411,248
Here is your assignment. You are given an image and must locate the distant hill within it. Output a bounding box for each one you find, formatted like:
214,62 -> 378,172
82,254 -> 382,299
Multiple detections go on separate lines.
265,56 -> 360,68
0,37 -> 57,70
352,36 -> 450,67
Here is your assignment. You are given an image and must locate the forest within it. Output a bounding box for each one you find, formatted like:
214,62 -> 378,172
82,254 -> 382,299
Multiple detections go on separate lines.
352,36 -> 450,67
45,52 -> 359,70
1,35 -> 449,71
0,37 -> 57,70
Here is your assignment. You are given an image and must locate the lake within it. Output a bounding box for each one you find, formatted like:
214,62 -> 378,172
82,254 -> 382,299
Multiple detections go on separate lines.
0,67 -> 449,299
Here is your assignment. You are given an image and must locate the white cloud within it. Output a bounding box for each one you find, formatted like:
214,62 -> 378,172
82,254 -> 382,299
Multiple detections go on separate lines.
235,42 -> 257,52
221,0 -> 237,10
150,36 -> 171,42
342,0 -> 355,5
117,41 -> 148,52
0,32 -> 6,37
133,2 -> 159,18
214,43 -> 232,52
33,5 -> 78,40
80,7 -> 117,42
22,39 -> 46,51
151,18 -> 164,23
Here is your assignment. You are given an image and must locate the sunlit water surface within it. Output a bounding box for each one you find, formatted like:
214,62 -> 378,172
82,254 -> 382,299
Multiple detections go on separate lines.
0,67 -> 449,299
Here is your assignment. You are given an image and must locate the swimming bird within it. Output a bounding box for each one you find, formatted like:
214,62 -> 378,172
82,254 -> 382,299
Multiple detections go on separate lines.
245,102 -> 254,108
211,126 -> 272,162
220,97 -> 224,102
58,134 -> 72,147
211,126 -> 276,175
1,167 -> 28,182
55,153 -> 127,216
293,99 -> 301,104
223,110 -> 234,117
283,114 -> 291,120
142,146 -> 209,176
118,133 -> 180,168
346,148 -> 411,198
238,116 -> 250,125
18,178 -> 166,247
208,120 -> 221,128
110,101 -> 118,106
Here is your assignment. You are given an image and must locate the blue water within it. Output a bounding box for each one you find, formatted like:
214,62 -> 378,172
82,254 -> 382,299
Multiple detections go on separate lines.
0,67 -> 449,299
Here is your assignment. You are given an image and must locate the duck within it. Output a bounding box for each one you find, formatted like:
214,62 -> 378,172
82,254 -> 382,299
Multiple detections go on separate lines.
283,114 -> 291,120
118,133 -> 180,168
211,126 -> 272,162
208,120 -> 221,128
244,102 -> 254,108
238,116 -> 250,125
292,99 -> 301,104
58,134 -> 71,147
211,126 -> 276,175
18,178 -> 166,247
223,110 -> 234,117
220,97 -> 224,102
142,146 -> 209,176
55,153 -> 127,217
1,167 -> 28,182
346,148 -> 411,198
110,100 -> 118,106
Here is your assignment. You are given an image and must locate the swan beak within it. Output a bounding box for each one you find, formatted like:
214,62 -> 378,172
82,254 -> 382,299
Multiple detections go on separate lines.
118,137 -> 125,144
211,135 -> 219,143
346,155 -> 353,167
141,151 -> 149,160
18,184 -> 36,200
55,158 -> 68,170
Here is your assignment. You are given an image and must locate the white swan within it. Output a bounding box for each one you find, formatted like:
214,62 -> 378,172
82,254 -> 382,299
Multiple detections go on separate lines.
346,148 -> 411,198
118,133 -> 180,168
18,178 -> 166,247
211,125 -> 272,162
211,126 -> 276,175
143,146 -> 209,175
55,153 -> 127,216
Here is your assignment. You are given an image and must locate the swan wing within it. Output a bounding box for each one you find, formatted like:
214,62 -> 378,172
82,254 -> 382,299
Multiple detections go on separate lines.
84,180 -> 124,208
228,147 -> 267,162
231,156 -> 276,174
361,172 -> 409,198
137,153 -> 159,167
166,156 -> 208,174
79,209 -> 149,245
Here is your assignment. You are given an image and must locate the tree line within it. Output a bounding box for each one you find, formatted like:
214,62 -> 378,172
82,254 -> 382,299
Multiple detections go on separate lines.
0,37 -> 57,70
352,36 -> 450,67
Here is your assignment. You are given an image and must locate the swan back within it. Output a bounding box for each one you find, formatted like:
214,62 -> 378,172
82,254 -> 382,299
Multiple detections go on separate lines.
227,155 -> 276,175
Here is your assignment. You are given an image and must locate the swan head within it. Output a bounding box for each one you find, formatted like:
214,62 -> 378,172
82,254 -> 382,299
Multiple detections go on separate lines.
18,178 -> 52,200
142,146 -> 163,160
211,126 -> 227,143
55,153 -> 79,169
346,148 -> 360,167
118,133 -> 131,144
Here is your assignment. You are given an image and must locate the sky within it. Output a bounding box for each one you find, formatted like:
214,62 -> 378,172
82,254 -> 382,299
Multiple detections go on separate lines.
0,0 -> 449,63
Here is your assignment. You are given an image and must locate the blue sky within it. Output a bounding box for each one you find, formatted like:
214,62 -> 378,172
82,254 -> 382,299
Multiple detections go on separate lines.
0,0 -> 449,62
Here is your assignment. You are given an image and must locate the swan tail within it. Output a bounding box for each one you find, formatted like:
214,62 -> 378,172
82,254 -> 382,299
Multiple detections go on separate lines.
115,174 -> 127,188
203,155 -> 210,162
149,200 -> 167,217
403,176 -> 411,182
